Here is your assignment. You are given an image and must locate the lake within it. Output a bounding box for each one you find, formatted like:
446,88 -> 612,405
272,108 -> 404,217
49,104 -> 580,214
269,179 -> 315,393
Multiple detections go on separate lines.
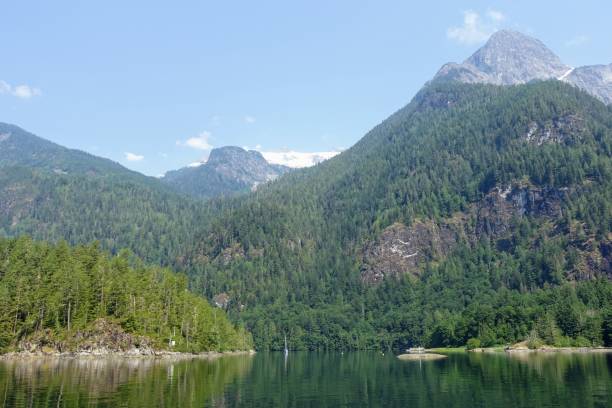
0,351 -> 610,407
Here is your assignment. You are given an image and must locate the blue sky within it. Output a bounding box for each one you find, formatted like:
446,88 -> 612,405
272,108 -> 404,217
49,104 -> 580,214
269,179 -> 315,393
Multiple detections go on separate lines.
1,1 -> 610,176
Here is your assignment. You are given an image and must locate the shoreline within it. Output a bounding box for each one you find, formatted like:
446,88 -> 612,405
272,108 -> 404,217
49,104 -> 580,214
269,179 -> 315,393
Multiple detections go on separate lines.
427,347 -> 612,354
0,349 -> 256,361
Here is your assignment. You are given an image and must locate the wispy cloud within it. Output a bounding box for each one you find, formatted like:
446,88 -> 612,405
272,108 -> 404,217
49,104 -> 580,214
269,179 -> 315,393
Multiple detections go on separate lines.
177,131 -> 213,150
125,152 -> 144,161
447,9 -> 505,45
565,35 -> 589,47
0,80 -> 42,99
244,115 -> 256,124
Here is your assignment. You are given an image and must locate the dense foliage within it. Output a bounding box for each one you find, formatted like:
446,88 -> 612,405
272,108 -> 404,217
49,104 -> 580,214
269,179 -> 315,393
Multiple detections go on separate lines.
1,81 -> 611,351
0,166 -> 210,265
0,237 -> 252,353
187,82 -> 612,350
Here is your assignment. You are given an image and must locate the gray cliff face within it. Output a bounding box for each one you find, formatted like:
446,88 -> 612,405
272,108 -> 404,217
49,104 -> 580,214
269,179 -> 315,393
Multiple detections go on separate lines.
361,184 -> 610,285
564,64 -> 612,105
465,30 -> 569,85
162,146 -> 290,199
433,30 -> 611,104
434,30 -> 569,86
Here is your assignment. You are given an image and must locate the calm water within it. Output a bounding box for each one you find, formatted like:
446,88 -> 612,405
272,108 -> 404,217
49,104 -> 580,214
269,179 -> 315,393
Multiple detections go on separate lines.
0,352 -> 611,407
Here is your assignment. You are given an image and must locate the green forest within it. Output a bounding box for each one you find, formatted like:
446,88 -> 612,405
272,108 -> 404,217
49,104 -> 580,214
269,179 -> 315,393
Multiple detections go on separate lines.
188,82 -> 612,350
1,81 -> 611,351
0,236 -> 252,353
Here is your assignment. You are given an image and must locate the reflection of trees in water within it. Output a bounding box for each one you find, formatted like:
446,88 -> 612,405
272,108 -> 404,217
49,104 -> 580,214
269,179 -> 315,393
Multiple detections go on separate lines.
0,353 -> 610,407
221,352 -> 612,407
504,351 -> 612,382
0,355 -> 253,406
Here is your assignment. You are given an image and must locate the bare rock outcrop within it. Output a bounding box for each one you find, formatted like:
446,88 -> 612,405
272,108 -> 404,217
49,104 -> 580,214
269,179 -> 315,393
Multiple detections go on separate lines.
361,219 -> 464,284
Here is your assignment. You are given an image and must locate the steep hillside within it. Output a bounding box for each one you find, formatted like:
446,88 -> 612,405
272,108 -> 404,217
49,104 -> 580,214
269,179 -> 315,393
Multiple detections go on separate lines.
162,146 -> 289,199
185,81 -> 612,350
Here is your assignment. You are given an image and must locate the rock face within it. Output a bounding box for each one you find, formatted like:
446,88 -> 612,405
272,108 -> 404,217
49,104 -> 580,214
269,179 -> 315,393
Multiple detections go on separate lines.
361,220 -> 464,284
473,186 -> 565,239
361,184 -> 570,284
162,146 -> 290,199
17,319 -> 155,355
565,64 -> 612,105
432,30 -> 612,105
434,30 -> 569,86
522,114 -> 585,146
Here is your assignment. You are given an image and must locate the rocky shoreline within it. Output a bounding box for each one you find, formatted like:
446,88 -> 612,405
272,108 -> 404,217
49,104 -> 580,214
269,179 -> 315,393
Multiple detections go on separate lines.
0,349 -> 256,360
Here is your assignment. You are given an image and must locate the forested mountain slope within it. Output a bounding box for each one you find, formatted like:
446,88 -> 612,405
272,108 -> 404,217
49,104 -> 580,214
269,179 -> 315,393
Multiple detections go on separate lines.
185,81 -> 612,350
0,123 -> 144,178
0,165 -> 212,264
0,236 -> 251,353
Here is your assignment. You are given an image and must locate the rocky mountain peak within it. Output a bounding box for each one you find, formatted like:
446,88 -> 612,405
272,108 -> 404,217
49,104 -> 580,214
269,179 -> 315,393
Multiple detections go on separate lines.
162,146 -> 290,199
465,30 -> 569,84
432,30 -> 611,104
206,146 -> 266,167
435,30 -> 569,86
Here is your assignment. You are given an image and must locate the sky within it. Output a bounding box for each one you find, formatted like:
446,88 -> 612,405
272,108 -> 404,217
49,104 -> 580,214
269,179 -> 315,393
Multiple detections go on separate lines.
1,1 -> 611,176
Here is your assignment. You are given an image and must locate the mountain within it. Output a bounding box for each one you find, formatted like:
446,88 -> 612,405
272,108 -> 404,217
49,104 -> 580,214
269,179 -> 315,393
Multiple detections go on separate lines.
0,123 -> 208,264
162,146 -> 290,199
565,64 -> 612,105
185,81 -> 612,350
1,31 -> 611,352
0,122 -> 140,177
433,30 -> 612,104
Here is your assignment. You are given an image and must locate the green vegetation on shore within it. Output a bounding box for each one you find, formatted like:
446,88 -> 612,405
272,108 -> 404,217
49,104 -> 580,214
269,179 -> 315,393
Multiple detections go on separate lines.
0,236 -> 252,354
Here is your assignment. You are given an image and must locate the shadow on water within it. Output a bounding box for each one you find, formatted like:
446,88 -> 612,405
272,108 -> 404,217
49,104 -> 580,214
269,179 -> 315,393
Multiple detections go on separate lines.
1,352 -> 611,407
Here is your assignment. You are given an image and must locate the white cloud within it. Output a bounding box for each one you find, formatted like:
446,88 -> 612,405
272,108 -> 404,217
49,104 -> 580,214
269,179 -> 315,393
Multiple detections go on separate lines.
187,161 -> 204,168
177,131 -> 213,150
487,9 -> 505,22
565,35 -> 589,47
125,152 -> 144,161
261,150 -> 341,168
244,115 -> 256,124
0,80 -> 42,99
447,9 -> 504,45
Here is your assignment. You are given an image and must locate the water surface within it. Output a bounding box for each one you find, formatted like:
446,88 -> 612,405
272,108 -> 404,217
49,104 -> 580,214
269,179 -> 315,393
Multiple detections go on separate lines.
1,352 -> 610,407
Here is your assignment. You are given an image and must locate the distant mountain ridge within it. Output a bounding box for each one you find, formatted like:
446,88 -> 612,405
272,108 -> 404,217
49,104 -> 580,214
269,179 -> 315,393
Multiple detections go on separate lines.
0,122 -> 140,177
433,30 -> 612,104
162,146 -> 290,199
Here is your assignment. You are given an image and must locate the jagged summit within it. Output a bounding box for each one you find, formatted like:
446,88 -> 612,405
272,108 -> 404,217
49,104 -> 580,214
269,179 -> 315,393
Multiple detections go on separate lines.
466,30 -> 569,84
435,30 -> 569,86
433,30 -> 611,104
162,146 -> 289,199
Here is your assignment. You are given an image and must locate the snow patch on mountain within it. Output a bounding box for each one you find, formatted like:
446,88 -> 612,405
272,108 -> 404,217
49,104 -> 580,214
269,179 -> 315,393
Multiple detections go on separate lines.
261,150 -> 341,168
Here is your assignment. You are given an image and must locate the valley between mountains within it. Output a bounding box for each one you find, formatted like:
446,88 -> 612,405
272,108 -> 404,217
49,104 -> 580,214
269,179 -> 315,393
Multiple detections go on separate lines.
0,30 -> 611,353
